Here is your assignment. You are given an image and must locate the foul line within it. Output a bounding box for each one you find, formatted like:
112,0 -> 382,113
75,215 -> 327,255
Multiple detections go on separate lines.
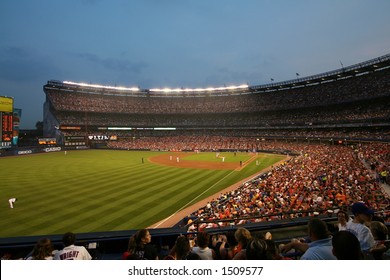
234,154 -> 257,171
152,168 -> 238,228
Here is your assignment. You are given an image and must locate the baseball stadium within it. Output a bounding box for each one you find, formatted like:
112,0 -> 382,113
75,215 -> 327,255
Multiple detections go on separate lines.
0,53 -> 389,260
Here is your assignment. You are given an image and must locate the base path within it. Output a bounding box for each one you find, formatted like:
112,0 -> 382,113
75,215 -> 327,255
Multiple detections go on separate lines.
149,155 -> 289,229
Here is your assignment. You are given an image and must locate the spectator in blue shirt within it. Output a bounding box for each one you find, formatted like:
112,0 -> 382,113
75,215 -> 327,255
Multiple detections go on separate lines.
281,218 -> 337,260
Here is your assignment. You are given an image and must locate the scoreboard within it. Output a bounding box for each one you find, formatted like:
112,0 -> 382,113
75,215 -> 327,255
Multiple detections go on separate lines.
0,112 -> 13,147
0,96 -> 13,148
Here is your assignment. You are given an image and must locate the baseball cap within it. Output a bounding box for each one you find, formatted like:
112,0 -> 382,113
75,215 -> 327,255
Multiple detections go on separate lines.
352,202 -> 374,216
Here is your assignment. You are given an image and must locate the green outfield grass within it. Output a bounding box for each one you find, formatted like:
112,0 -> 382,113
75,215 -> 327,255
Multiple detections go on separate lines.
0,150 -> 285,238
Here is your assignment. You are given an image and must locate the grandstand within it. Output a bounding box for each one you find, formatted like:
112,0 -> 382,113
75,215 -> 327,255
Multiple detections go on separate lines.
1,54 -> 389,260
43,53 -> 390,148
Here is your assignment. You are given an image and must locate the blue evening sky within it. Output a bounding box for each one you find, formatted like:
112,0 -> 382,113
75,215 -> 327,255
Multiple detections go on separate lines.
0,0 -> 389,128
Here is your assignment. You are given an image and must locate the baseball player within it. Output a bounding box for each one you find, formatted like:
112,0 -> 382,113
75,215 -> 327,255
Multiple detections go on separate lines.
8,198 -> 17,208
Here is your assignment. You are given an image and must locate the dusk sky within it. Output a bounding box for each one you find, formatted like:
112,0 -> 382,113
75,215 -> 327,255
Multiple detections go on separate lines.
0,0 -> 389,129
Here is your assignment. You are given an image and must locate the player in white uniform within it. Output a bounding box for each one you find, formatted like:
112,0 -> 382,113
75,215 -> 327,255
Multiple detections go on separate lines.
54,232 -> 92,260
8,198 -> 17,208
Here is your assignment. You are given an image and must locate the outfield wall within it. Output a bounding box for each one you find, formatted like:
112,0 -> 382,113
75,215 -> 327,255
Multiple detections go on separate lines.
0,146 -> 61,157
0,146 -> 91,157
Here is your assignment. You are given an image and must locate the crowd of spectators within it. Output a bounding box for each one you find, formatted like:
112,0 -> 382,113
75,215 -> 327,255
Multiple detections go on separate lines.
45,68 -> 389,115
108,135 -> 278,151
105,132 -> 390,154
52,97 -> 390,131
187,142 -> 390,227
22,213 -> 389,260
46,67 -> 390,145
59,123 -> 390,146
23,232 -> 92,260
357,142 -> 390,184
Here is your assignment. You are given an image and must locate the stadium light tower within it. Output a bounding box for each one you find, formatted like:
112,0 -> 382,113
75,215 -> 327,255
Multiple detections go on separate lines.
340,60 -> 345,72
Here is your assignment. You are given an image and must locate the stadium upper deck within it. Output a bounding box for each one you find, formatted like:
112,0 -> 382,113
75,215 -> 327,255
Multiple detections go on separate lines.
45,53 -> 389,97
43,54 -> 390,140
44,54 -> 389,113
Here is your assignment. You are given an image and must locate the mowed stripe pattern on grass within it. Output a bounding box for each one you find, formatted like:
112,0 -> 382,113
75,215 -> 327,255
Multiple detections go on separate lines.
0,150 -> 284,237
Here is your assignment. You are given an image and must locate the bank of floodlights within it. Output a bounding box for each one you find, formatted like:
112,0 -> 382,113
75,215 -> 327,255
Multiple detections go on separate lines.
62,81 -> 249,93
63,81 -> 140,91
149,84 -> 248,93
